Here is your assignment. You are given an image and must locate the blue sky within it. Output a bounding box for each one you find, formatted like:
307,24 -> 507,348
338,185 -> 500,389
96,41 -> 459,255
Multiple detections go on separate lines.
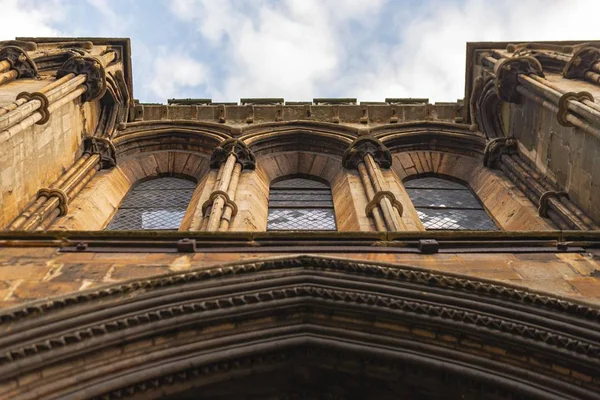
1,0 -> 598,103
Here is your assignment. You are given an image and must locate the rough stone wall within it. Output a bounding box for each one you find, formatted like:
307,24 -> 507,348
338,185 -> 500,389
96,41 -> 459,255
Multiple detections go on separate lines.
0,247 -> 598,310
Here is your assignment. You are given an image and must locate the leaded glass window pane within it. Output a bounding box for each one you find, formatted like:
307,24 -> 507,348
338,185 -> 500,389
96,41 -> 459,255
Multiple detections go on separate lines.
106,177 -> 195,230
267,177 -> 336,231
405,177 -> 497,231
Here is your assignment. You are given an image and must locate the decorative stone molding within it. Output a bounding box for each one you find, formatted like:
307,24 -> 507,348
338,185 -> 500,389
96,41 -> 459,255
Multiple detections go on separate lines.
563,47 -> 600,80
494,56 -> 544,103
56,55 -> 107,102
83,136 -> 117,169
15,91 -> 50,124
36,188 -> 69,216
538,190 -> 568,218
0,256 -> 597,399
342,137 -> 392,169
201,190 -> 238,217
210,138 -> 256,170
365,191 -> 403,217
483,137 -> 517,168
557,91 -> 595,127
0,45 -> 38,78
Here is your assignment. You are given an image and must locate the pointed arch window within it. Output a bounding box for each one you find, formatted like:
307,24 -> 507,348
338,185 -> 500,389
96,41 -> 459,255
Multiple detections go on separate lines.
405,176 -> 497,230
267,175 -> 337,231
105,177 -> 196,230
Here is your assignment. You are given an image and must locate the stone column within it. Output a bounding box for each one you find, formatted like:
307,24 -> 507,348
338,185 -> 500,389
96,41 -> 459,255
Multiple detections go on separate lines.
8,137 -> 116,231
342,137 -> 406,232
0,52 -> 114,138
483,138 -> 599,230
201,139 -> 256,232
0,46 -> 38,86
491,55 -> 600,141
477,55 -> 600,230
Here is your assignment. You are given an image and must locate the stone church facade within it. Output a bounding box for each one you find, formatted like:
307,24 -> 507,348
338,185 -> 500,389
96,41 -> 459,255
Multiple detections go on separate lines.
0,37 -> 598,398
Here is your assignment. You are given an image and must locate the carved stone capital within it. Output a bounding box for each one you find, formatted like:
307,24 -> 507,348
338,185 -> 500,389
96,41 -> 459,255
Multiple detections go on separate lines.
494,56 -> 544,103
210,139 -> 256,170
57,55 -> 107,102
563,47 -> 600,79
483,137 -> 517,168
0,46 -> 38,78
342,137 -> 392,169
83,136 -> 116,169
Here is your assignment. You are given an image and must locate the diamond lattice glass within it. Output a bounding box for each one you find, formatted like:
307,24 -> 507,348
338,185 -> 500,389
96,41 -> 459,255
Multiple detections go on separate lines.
106,177 -> 196,230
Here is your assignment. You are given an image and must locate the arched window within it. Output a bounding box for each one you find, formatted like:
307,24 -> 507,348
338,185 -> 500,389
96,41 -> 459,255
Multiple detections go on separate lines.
106,177 -> 196,230
267,176 -> 337,231
405,176 -> 497,230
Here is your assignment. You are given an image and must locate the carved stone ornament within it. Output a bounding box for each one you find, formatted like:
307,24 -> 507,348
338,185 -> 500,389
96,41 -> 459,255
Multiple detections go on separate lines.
538,190 -> 568,217
36,188 -> 69,215
0,256 -> 598,400
210,138 -> 256,170
494,56 -> 544,103
15,91 -> 50,124
483,137 -> 517,168
563,47 -> 600,79
83,136 -> 117,169
0,45 -> 38,78
557,91 -> 595,127
342,136 -> 392,169
56,55 -> 107,102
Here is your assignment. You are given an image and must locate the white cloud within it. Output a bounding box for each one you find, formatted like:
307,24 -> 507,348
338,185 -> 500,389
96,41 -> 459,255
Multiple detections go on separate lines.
169,0 -> 600,102
169,0 -> 385,100
146,50 -> 208,99
0,0 -> 65,40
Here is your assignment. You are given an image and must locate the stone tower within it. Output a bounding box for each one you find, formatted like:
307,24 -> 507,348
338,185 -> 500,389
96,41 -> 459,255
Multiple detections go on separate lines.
0,38 -> 599,399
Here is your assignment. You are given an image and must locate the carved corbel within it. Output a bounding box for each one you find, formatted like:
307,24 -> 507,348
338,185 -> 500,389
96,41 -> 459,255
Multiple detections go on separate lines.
563,47 -> 600,80
0,46 -> 38,78
342,137 -> 392,170
83,136 -> 117,169
210,139 -> 256,170
494,56 -> 544,103
483,137 -> 517,168
56,55 -> 107,102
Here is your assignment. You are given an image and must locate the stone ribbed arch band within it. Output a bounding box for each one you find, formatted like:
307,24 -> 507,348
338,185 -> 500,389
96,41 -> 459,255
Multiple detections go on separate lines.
8,137 -> 117,231
343,137 -> 403,231
0,46 -> 38,86
0,256 -> 598,399
203,139 -> 256,231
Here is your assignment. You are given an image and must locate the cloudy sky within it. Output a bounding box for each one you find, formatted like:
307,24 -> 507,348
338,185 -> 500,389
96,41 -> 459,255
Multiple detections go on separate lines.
1,0 -> 598,103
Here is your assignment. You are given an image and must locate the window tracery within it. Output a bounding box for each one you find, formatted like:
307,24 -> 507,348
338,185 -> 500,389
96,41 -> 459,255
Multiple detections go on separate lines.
267,176 -> 337,231
405,176 -> 497,230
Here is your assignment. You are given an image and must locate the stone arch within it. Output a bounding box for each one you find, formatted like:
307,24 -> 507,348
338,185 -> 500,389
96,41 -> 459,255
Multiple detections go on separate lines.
235,151 -> 368,231
0,256 -> 597,399
392,151 -> 555,231
51,151 -> 210,230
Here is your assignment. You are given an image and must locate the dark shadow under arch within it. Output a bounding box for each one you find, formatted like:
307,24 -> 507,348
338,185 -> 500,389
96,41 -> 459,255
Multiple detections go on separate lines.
0,256 -> 598,399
